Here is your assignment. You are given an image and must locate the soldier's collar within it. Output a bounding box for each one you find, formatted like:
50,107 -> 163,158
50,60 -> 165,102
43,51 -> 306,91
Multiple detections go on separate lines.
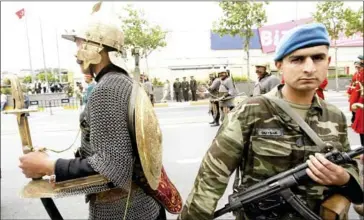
273,84 -> 323,114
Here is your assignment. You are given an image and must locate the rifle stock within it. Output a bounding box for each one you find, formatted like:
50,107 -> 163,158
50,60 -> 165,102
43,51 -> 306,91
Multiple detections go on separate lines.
214,146 -> 364,219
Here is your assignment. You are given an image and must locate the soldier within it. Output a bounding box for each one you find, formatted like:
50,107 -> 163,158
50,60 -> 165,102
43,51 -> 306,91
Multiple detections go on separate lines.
347,61 -> 362,125
217,67 -> 236,123
252,62 -> 280,96
190,76 -> 197,101
179,23 -> 362,220
173,78 -> 182,102
207,72 -> 221,126
18,8 -> 181,220
351,55 -> 364,147
181,76 -> 190,102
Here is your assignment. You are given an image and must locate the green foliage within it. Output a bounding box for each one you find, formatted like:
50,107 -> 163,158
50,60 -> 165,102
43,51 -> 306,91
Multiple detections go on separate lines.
327,74 -> 352,79
1,88 -> 11,95
343,6 -> 363,36
119,4 -> 167,58
313,1 -> 363,40
36,72 -> 59,83
22,75 -> 33,84
232,75 -> 249,82
2,78 -> 11,86
212,1 -> 268,51
152,77 -> 164,86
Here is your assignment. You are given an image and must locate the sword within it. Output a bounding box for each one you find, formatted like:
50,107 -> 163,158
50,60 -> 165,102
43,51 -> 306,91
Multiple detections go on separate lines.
4,75 -> 63,220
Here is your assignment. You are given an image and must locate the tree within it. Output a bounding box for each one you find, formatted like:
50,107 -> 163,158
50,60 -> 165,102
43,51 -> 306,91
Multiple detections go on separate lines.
119,4 -> 167,76
36,72 -> 58,83
212,1 -> 268,91
343,6 -> 363,36
313,1 -> 363,91
23,75 -> 33,84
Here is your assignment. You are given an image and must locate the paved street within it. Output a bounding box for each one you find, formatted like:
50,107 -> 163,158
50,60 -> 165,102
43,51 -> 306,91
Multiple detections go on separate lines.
1,91 -> 362,220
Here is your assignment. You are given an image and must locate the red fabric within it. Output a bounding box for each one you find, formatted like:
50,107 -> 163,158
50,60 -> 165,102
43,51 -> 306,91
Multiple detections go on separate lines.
134,165 -> 182,214
319,78 -> 328,89
348,70 -> 364,111
316,89 -> 325,100
15,8 -> 25,19
349,85 -> 361,111
152,167 -> 182,214
316,78 -> 328,99
358,70 -> 364,83
347,72 -> 358,95
352,96 -> 364,134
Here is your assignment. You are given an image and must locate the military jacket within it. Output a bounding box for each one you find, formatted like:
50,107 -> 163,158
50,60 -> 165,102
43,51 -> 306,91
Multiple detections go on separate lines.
182,81 -> 190,92
219,77 -> 236,107
179,85 -> 361,220
173,81 -> 182,92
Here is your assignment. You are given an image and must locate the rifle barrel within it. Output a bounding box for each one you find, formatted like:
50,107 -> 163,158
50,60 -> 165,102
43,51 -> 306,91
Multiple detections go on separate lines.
214,146 -> 364,219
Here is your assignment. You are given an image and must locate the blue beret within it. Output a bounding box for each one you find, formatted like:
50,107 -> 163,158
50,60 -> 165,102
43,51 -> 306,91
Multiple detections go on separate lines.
274,23 -> 330,61
358,55 -> 363,60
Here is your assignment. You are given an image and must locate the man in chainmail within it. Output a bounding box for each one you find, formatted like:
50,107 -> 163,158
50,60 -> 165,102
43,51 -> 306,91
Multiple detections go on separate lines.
207,72 -> 221,127
252,62 -> 280,96
217,67 -> 236,123
18,14 -> 168,220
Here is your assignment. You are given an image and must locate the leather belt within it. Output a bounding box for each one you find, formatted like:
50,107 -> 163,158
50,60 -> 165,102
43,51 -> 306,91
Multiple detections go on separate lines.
88,182 -> 139,204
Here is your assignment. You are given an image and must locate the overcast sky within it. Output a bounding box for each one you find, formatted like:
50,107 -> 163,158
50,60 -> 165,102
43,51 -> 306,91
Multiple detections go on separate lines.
1,1 -> 362,73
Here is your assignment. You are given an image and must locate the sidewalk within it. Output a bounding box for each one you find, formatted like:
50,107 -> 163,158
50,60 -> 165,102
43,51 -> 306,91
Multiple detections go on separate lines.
155,100 -> 210,108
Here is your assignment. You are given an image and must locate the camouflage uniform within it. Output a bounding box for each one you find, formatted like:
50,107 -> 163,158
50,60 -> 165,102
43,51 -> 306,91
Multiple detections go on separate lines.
179,84 -> 362,220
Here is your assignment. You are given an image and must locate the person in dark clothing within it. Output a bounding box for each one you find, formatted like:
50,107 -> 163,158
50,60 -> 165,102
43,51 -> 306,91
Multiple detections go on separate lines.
190,76 -> 197,101
173,78 -> 182,102
181,77 -> 189,102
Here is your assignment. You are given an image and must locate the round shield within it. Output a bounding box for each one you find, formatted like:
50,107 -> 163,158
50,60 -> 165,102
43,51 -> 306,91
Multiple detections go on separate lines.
134,86 -> 163,190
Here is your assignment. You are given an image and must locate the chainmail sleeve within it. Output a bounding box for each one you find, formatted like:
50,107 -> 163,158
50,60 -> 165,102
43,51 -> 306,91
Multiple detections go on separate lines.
85,73 -> 134,189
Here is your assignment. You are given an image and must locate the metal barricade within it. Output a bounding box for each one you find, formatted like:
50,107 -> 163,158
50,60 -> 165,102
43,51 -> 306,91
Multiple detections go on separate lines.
28,98 -> 80,111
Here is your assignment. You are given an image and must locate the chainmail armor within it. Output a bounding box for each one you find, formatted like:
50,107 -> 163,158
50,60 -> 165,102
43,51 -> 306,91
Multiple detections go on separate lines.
57,71 -> 161,220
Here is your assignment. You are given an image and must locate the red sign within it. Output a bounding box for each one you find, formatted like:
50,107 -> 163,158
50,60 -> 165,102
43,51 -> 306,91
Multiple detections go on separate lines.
258,18 -> 313,53
258,18 -> 363,53
15,8 -> 25,19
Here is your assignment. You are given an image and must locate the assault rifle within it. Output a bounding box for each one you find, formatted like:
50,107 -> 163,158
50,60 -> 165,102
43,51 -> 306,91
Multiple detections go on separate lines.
214,146 -> 364,220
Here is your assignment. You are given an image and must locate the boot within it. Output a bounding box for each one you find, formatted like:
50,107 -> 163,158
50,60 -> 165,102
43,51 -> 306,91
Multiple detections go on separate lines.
210,123 -> 220,127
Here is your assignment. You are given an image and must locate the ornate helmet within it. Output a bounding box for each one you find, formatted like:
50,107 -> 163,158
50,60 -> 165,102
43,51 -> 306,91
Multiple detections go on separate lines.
254,61 -> 271,72
61,10 -> 127,71
217,66 -> 227,74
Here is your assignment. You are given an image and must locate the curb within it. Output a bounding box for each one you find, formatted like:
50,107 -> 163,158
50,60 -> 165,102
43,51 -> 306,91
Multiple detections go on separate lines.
154,100 -> 210,108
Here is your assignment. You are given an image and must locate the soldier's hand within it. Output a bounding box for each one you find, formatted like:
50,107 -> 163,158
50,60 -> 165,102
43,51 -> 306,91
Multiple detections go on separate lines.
19,151 -> 55,178
306,153 -> 350,186
360,154 -> 364,164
